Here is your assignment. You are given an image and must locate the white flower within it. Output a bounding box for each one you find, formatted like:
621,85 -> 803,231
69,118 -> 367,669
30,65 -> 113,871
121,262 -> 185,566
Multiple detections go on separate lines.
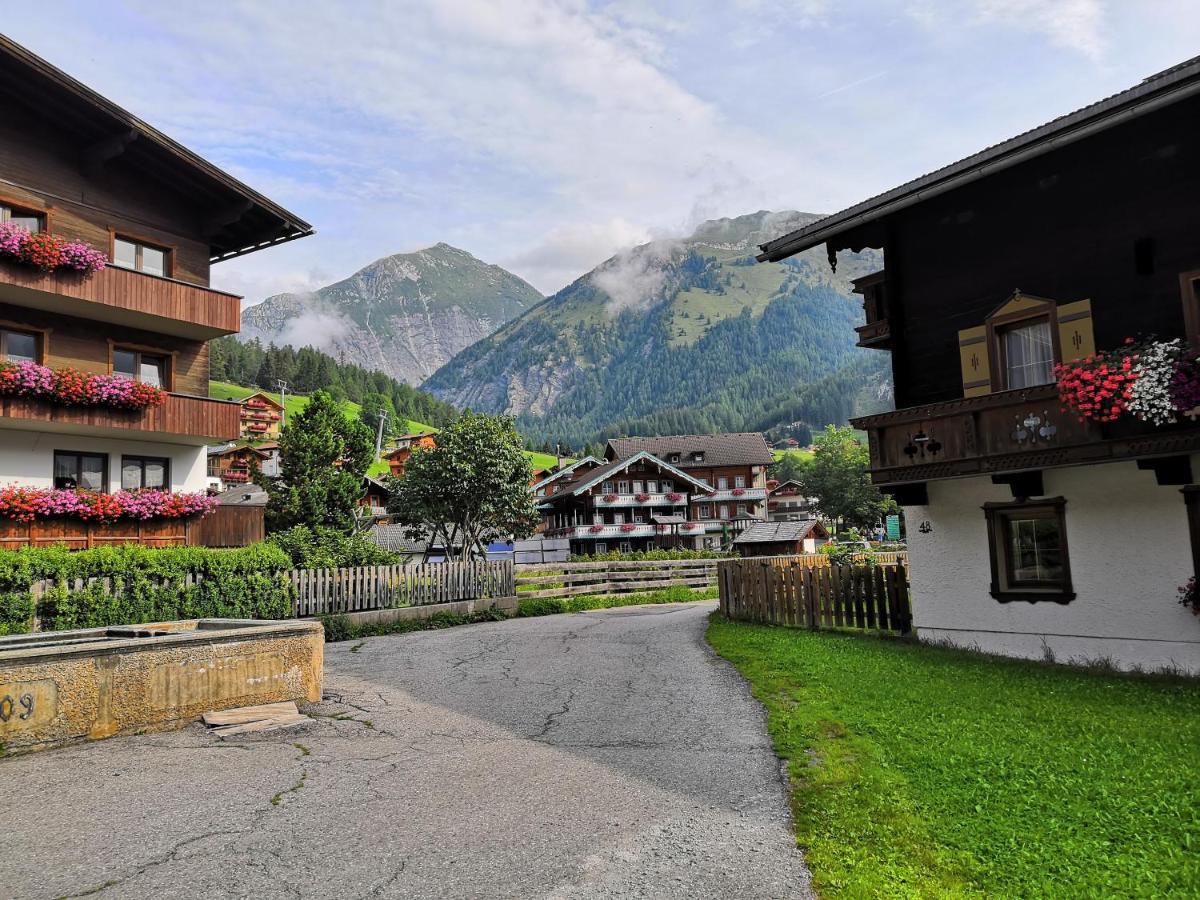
1127,339 -> 1182,426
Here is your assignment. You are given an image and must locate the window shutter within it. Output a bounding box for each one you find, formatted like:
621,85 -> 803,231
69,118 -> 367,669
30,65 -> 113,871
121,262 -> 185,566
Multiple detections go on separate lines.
1056,299 -> 1096,363
958,325 -> 991,398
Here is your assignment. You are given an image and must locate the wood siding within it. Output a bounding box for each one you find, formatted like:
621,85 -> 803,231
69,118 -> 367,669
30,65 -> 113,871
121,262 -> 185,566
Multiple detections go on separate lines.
190,506 -> 265,548
1,391 -> 240,443
0,517 -> 191,550
0,300 -> 214,395
874,94 -> 1200,410
0,100 -> 212,285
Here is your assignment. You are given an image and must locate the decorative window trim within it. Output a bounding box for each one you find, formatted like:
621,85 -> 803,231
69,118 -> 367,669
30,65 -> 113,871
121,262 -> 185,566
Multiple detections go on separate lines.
0,321 -> 50,364
982,497 -> 1075,603
986,305 -> 1061,392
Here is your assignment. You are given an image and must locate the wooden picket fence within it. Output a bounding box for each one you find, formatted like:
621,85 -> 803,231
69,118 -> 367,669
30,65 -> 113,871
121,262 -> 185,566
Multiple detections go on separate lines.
515,558 -> 719,600
719,556 -> 912,635
760,551 -> 908,568
291,560 -> 515,617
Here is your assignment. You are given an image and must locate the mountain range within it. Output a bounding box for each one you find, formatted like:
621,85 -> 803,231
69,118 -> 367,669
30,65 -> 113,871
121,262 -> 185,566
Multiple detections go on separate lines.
238,211 -> 892,447
421,211 -> 890,446
240,243 -> 543,386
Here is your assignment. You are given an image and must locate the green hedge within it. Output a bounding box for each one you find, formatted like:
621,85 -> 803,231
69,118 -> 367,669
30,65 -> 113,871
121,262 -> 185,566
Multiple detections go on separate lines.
518,585 -> 718,617
267,525 -> 401,568
0,543 -> 295,633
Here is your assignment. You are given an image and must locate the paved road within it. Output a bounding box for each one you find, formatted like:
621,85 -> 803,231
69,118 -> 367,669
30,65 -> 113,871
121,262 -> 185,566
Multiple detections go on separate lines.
0,602 -> 811,899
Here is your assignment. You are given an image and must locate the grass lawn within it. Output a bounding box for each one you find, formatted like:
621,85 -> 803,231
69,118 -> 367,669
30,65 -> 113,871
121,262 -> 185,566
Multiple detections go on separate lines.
707,616 -> 1200,898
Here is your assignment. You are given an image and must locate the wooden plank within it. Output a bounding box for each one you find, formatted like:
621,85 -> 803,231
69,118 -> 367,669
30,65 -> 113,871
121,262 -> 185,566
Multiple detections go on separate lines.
203,701 -> 299,726
209,713 -> 309,737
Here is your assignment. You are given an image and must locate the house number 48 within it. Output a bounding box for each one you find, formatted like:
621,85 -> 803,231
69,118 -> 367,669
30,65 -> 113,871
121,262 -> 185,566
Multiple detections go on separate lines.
0,693 -> 34,722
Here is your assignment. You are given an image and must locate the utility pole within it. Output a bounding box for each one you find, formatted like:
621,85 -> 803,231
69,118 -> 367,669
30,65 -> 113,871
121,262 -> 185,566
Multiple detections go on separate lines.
276,380 -> 289,429
374,409 -> 389,457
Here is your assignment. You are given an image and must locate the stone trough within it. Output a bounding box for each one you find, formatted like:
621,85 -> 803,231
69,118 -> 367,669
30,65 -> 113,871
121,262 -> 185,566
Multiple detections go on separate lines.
0,619 -> 323,754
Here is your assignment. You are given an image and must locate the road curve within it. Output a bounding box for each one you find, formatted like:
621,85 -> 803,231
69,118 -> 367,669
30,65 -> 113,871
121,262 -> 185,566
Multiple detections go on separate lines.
0,601 -> 812,899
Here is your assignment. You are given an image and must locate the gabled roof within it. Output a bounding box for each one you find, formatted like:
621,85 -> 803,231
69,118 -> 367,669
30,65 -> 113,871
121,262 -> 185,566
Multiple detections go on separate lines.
530,456 -> 601,492
757,54 -> 1200,263
733,520 -> 827,544
0,36 -> 313,262
569,450 -> 714,495
607,433 -> 774,468
770,480 -> 808,495
207,442 -> 270,459
240,391 -> 285,410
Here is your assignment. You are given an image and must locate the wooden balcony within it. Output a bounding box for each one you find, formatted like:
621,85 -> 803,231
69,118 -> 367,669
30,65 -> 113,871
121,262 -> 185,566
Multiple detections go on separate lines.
706,487 -> 768,502
0,260 -> 240,339
855,318 -> 891,348
852,384 -> 1200,488
1,392 -> 241,444
592,492 -> 689,508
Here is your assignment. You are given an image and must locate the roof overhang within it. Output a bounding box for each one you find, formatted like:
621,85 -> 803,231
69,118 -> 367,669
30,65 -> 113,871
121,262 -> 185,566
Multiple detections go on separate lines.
757,56 -> 1200,263
572,450 -> 714,495
0,35 -> 313,262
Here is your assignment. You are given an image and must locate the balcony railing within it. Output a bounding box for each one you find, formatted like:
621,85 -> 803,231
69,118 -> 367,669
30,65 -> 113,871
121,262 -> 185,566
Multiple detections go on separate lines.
551,524 -> 658,539
704,487 -> 767,502
0,259 -> 240,339
851,383 -> 1200,487
592,492 -> 688,508
1,392 -> 241,444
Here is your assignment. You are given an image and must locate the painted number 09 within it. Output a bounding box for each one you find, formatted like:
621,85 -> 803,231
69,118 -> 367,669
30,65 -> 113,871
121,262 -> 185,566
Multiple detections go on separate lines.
0,693 -> 34,722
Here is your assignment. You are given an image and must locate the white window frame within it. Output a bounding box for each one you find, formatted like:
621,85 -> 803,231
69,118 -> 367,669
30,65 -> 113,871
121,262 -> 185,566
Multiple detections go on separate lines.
734,475 -> 746,488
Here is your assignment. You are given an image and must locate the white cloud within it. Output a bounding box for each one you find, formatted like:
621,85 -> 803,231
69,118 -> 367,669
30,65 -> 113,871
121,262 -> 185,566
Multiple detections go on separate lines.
592,239 -> 683,314
502,218 -> 654,294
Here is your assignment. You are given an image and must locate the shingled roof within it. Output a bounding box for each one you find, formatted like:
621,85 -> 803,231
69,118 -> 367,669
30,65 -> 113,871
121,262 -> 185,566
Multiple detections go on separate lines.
733,520 -> 827,544
606,433 -> 774,469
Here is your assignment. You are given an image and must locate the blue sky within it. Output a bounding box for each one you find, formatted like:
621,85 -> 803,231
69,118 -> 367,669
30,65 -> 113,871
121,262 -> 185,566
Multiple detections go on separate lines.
6,1 -> 1200,301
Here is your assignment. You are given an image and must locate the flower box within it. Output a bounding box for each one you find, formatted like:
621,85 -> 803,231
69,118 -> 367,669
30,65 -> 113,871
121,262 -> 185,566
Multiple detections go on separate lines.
682,523 -> 697,531
731,487 -> 747,496
634,492 -> 650,502
0,222 -> 106,276
602,493 -> 618,502
619,523 -> 638,532
0,486 -> 217,525
588,524 -> 605,533
1056,337 -> 1197,427
0,361 -> 166,411
666,492 -> 683,502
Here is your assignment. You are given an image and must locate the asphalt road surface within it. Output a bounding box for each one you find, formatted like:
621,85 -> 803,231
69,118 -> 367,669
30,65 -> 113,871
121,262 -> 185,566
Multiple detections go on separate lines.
0,601 -> 812,899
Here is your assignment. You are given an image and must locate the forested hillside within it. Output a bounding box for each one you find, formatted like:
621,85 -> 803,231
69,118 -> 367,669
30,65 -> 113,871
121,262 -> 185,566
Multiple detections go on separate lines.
209,335 -> 459,428
423,211 -> 891,447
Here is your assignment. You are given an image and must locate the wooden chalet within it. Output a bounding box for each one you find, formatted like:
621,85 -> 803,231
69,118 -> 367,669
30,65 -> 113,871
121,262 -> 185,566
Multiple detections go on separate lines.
758,55 -> 1200,673
538,433 -> 774,554
383,432 -> 437,478
206,443 -> 270,487
733,519 -> 828,556
0,36 -> 309,548
767,480 -> 815,522
238,391 -> 284,440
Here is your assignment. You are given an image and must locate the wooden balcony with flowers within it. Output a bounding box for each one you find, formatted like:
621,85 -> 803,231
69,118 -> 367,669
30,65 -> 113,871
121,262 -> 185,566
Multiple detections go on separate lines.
1,359 -> 240,443
592,491 -> 688,508
852,337 -> 1200,491
0,222 -> 239,339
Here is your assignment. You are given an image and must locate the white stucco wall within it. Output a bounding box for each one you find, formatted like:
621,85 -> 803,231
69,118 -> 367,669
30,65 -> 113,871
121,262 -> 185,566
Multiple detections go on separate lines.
903,458 -> 1200,674
0,430 -> 207,492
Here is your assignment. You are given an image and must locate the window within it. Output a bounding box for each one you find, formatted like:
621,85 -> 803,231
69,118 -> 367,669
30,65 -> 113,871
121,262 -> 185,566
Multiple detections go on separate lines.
0,328 -> 38,363
646,480 -> 658,493
718,504 -> 730,519
613,512 -> 625,525
1000,318 -> 1055,388
617,480 -> 629,493
692,452 -> 705,462
632,480 -> 643,493
669,454 -> 681,464
121,456 -> 169,491
601,481 -> 613,493
207,456 -> 220,478
983,499 -> 1074,602
595,542 -> 607,554
54,451 -> 107,492
112,347 -> 168,388
661,480 -> 673,492
0,203 -> 43,233
734,475 -> 746,489
717,476 -> 728,490
632,511 -> 645,523
697,504 -> 711,519
112,236 -> 170,277
619,542 -> 633,554
593,512 -> 603,525
736,503 -> 747,517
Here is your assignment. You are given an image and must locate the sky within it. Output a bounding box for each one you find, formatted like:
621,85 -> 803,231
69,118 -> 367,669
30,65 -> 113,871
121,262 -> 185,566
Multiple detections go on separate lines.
6,1 -> 1200,302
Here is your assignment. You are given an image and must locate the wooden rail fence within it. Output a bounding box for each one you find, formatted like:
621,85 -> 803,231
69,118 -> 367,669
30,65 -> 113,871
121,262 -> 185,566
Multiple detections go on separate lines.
291,560 -> 515,617
719,556 -> 912,635
515,558 -> 719,600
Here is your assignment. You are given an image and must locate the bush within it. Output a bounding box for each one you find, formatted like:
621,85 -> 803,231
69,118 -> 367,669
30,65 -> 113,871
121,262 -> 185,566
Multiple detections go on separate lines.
518,585 -> 716,617
569,548 -> 728,562
0,543 -> 295,632
267,525 -> 401,568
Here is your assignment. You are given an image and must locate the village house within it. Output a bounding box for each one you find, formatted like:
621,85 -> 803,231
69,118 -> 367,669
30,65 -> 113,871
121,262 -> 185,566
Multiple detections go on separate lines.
758,55 -> 1200,673
206,443 -> 270,489
767,479 -> 816,522
0,36 -> 309,547
238,391 -> 284,441
382,431 -> 437,478
538,433 -> 774,555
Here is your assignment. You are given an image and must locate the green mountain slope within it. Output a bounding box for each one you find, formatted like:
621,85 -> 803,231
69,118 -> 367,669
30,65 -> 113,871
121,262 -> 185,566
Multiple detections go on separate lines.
422,211 -> 892,446
240,243 -> 543,386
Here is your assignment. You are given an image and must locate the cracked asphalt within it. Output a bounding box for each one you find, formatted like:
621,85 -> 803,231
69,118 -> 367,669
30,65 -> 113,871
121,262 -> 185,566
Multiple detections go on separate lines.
0,601 -> 812,899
